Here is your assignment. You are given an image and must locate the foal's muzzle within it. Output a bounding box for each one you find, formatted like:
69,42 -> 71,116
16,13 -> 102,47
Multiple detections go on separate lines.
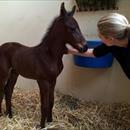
77,42 -> 88,53
79,45 -> 88,53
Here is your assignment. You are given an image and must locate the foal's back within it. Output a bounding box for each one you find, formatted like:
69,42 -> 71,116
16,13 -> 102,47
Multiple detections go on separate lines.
0,42 -> 59,80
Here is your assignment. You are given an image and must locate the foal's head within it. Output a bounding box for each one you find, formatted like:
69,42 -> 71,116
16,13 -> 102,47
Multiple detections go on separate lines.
50,3 -> 88,53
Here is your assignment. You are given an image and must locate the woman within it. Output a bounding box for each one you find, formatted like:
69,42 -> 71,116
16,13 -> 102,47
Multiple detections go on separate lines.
67,13 -> 130,79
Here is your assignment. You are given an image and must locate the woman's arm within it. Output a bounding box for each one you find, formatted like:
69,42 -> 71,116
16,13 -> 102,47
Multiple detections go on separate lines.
66,44 -> 95,57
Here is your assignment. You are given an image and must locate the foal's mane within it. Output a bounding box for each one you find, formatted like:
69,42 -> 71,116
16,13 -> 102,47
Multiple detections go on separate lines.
39,16 -> 62,45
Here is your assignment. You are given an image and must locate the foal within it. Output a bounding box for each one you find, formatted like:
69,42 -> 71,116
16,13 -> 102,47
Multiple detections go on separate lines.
0,3 -> 87,128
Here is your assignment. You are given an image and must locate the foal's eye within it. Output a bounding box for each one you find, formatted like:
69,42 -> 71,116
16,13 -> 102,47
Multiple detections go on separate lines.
70,27 -> 76,32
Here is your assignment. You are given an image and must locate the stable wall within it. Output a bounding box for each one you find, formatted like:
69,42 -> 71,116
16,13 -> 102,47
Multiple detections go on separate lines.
0,0 -> 130,102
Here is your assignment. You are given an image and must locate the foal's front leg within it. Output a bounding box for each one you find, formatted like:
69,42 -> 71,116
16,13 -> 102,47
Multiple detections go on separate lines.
47,79 -> 56,122
37,79 -> 50,128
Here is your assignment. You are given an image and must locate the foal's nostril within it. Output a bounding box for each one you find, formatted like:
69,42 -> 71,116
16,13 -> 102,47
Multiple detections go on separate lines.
82,45 -> 88,52
79,45 -> 88,53
82,40 -> 88,52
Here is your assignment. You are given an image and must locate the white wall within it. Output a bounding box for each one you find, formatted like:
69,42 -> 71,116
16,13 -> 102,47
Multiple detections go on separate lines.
0,0 -> 71,89
0,0 -> 130,102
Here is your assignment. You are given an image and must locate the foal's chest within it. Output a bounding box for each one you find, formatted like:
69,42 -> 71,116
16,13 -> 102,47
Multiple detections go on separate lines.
39,59 -> 63,79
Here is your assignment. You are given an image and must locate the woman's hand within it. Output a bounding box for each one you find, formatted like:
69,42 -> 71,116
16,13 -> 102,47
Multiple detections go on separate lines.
83,48 -> 95,57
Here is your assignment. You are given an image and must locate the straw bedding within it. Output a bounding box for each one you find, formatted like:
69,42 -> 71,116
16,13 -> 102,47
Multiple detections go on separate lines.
0,88 -> 130,130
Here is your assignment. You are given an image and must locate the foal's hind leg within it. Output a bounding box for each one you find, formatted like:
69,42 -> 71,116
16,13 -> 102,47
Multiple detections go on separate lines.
0,79 -> 7,116
0,63 -> 9,116
4,69 -> 18,118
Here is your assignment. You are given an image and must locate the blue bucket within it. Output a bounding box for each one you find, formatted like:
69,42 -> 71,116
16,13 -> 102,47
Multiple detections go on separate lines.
73,40 -> 114,68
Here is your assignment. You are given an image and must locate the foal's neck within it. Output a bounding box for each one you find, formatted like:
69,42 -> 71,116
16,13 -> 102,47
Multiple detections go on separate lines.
38,34 -> 66,59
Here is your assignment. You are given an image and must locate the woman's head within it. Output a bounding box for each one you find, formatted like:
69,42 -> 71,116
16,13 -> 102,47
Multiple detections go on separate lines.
98,13 -> 130,46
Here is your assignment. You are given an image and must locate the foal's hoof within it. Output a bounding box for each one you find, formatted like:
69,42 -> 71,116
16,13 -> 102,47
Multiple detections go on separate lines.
4,111 -> 13,118
4,111 -> 8,115
0,112 -> 3,117
36,124 -> 41,129
8,114 -> 13,118
36,124 -> 45,130
47,118 -> 52,123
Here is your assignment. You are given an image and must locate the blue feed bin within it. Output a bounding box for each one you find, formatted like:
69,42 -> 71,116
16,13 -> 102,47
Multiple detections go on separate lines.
73,40 -> 114,68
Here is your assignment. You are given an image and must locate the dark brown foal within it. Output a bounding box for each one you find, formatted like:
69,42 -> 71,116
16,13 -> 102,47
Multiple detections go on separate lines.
0,2 -> 87,128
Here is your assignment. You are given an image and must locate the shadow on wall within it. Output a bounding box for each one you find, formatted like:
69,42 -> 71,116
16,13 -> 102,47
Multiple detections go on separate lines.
57,55 -> 113,93
69,64 -> 112,89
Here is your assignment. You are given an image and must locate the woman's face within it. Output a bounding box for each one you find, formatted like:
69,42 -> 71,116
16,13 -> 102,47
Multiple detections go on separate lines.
98,33 -> 114,46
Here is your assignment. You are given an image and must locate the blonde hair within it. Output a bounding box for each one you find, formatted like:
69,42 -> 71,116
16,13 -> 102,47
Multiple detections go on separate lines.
98,13 -> 130,39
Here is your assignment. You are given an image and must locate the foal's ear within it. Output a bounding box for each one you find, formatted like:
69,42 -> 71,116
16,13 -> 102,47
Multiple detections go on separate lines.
60,2 -> 67,17
68,5 -> 76,17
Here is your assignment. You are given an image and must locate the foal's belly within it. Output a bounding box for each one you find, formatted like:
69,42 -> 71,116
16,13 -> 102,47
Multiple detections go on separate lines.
14,63 -> 61,80
11,48 -> 43,80
12,62 -> 46,80
12,49 -> 63,80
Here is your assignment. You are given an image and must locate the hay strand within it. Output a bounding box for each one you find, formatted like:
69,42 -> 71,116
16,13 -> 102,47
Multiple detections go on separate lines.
0,88 -> 130,130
